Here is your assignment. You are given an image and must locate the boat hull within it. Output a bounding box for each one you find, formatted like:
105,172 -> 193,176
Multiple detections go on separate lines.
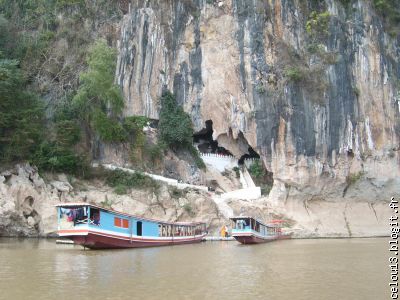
232,233 -> 290,245
59,229 -> 206,249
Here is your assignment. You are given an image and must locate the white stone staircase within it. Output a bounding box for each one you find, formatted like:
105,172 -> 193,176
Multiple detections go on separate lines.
96,163 -> 260,220
239,167 -> 256,189
211,194 -> 234,219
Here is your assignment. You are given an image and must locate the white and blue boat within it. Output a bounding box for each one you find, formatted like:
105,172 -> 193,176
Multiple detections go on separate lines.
230,216 -> 290,244
56,203 -> 207,249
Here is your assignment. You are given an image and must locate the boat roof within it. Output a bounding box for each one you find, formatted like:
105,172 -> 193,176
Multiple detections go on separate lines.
56,202 -> 205,226
230,216 -> 282,228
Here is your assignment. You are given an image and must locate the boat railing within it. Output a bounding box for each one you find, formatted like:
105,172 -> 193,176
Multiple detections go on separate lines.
232,227 -> 283,237
58,205 -> 102,230
74,218 -> 100,226
75,218 -> 88,225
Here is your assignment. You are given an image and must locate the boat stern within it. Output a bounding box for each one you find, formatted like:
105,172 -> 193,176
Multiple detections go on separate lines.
231,229 -> 258,244
56,203 -> 97,241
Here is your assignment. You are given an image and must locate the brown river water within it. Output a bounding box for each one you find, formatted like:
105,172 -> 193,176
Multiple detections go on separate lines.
0,237 -> 388,300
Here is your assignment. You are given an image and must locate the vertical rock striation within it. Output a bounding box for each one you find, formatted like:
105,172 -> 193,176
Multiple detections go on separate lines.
114,0 -> 399,230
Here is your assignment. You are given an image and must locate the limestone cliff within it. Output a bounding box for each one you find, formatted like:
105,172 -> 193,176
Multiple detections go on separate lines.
112,0 -> 398,227
1,0 -> 398,238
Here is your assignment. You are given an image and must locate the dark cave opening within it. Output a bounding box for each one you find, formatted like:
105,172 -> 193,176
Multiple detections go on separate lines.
193,120 -> 233,156
238,146 -> 260,165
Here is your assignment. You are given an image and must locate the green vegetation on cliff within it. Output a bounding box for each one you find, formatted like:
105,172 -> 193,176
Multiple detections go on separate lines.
31,38 -> 129,176
373,0 -> 400,36
306,10 -> 331,41
248,160 -> 273,196
0,0 -> 123,171
105,169 -> 160,194
0,59 -> 44,161
159,91 -> 194,149
73,39 -> 125,142
159,91 -> 205,169
0,55 -> 87,174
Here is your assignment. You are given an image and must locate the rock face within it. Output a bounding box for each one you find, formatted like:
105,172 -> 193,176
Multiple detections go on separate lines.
0,164 -> 226,237
0,165 -> 50,236
113,0 -> 399,234
0,163 -> 390,238
1,1 -> 398,238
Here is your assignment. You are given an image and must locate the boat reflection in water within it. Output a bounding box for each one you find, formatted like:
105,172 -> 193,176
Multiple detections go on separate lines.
230,216 -> 290,244
56,203 -> 207,249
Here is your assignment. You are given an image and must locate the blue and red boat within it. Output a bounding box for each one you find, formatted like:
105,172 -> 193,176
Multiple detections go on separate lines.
230,216 -> 290,244
56,203 -> 207,249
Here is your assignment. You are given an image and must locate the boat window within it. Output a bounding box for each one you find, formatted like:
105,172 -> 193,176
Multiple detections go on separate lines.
158,224 -> 162,236
176,226 -> 188,236
59,206 -> 89,226
160,224 -> 173,237
90,209 -> 100,226
114,217 -> 129,229
236,220 -> 242,230
167,225 -> 172,237
195,225 -> 199,235
159,224 -> 201,237
235,219 -> 247,230
267,227 -> 274,235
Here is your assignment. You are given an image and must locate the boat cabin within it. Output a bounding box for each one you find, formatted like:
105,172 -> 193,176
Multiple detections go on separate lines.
57,203 -> 206,238
230,216 -> 281,236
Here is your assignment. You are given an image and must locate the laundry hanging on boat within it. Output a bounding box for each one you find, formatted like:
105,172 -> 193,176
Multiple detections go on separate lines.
59,208 -> 87,222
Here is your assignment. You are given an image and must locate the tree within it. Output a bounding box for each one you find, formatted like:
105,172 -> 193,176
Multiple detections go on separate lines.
0,58 -> 44,161
72,39 -> 125,142
158,91 -> 194,149
248,160 -> 264,179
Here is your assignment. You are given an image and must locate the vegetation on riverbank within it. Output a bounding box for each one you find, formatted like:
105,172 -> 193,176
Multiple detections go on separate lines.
0,4 -> 204,176
0,0 -> 122,173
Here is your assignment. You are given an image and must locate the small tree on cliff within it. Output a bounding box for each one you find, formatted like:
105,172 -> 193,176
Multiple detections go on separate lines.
158,91 -> 193,149
158,91 -> 205,169
73,39 -> 126,142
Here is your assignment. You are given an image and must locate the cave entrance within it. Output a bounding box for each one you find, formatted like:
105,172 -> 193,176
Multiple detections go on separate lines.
193,120 -> 232,156
238,146 -> 260,165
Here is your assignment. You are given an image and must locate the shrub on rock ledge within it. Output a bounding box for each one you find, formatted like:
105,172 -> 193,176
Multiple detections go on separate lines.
158,90 -> 205,169
158,91 -> 194,149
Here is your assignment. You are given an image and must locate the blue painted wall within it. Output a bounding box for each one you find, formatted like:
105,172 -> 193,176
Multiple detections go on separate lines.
89,211 -> 159,237
130,217 -> 159,236
140,220 -> 158,236
92,211 -> 130,234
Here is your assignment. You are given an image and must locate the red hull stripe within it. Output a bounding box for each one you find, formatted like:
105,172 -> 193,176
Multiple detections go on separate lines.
233,233 -> 290,244
70,233 -> 204,249
59,229 -> 205,243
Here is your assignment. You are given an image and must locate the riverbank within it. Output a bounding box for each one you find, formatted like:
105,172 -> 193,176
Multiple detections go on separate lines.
0,164 -> 392,239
